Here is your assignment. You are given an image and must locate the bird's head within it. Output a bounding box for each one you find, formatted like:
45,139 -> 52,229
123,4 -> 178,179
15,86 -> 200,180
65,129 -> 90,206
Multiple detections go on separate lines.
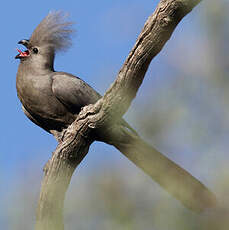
15,39 -> 41,60
15,11 -> 74,70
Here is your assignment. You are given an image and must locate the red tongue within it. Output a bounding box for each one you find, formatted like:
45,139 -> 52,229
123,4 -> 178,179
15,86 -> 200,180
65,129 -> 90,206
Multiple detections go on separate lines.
16,48 -> 29,57
16,48 -> 23,54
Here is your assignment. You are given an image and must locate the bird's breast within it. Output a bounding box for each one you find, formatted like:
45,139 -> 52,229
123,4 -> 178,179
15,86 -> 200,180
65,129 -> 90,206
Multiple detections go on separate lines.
16,71 -> 69,121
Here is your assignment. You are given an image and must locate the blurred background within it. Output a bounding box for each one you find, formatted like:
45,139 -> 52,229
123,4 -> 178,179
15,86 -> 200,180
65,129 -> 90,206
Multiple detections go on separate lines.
1,0 -> 229,229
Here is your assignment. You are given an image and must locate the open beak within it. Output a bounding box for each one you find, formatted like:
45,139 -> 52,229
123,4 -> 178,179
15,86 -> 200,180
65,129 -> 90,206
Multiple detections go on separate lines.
15,48 -> 30,59
15,39 -> 30,59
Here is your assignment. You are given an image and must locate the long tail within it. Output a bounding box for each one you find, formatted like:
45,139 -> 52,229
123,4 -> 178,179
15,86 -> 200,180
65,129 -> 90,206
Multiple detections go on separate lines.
102,125 -> 217,213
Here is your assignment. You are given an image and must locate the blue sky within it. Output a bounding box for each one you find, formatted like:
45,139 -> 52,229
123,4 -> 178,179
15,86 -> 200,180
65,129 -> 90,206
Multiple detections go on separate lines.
1,0 -> 229,228
0,0 -> 161,198
0,0 -> 210,193
1,0 -> 160,183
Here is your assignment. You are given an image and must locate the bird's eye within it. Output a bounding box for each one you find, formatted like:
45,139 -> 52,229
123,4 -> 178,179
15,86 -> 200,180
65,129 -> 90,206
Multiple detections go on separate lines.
33,47 -> 38,54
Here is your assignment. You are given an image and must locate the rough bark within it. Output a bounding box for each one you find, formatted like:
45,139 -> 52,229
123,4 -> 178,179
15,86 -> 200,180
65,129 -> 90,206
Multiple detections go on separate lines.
35,1 -> 208,230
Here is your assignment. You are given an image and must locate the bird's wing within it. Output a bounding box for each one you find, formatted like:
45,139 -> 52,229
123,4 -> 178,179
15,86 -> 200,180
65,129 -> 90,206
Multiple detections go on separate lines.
51,72 -> 101,114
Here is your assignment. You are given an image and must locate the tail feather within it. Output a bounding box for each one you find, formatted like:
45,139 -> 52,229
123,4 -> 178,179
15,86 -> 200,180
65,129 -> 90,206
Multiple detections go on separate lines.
120,119 -> 139,136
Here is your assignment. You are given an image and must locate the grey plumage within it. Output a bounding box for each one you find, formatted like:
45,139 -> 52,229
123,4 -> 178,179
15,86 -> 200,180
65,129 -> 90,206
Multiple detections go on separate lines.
16,11 -> 135,138
30,11 -> 74,53
15,11 -> 216,212
16,12 -> 100,134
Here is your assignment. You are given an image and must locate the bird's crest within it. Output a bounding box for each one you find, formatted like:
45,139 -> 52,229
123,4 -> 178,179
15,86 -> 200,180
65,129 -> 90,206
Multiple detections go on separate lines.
29,11 -> 74,53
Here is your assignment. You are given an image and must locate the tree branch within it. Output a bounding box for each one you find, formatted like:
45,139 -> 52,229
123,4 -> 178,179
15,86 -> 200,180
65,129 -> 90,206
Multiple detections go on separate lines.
91,0 -> 203,126
35,1 -> 211,230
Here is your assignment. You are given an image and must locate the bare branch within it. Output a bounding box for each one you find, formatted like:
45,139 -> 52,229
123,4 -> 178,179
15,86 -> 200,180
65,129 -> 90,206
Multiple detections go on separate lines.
92,0 -> 203,126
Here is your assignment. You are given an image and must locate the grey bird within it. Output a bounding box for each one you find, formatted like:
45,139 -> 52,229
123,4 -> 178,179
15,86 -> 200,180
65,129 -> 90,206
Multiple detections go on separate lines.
15,11 -> 216,212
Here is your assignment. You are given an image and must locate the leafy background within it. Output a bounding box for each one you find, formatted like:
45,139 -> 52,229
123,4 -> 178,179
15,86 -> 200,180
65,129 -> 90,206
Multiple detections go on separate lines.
1,0 -> 229,229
